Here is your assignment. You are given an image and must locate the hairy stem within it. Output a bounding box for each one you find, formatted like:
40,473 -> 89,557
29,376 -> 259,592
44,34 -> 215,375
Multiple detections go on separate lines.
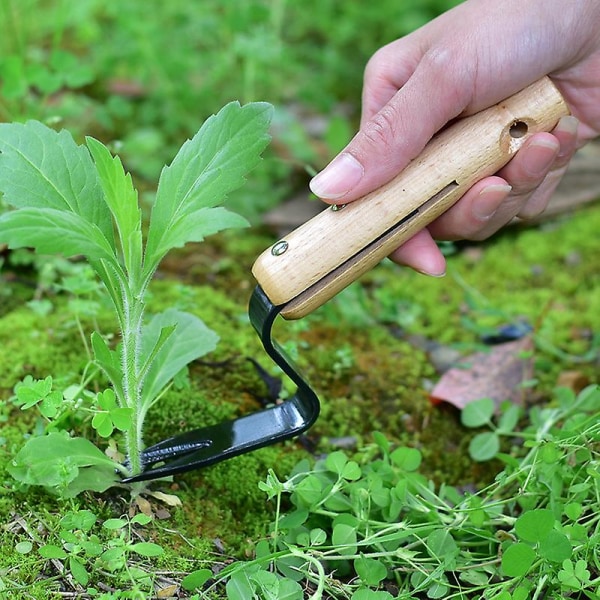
120,288 -> 145,476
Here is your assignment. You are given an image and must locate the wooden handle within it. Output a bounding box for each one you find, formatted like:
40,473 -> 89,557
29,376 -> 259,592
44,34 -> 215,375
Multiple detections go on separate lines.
252,77 -> 569,319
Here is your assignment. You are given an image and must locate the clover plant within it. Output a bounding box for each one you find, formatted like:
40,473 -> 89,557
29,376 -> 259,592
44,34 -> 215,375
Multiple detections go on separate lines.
182,384 -> 600,599
0,102 -> 272,494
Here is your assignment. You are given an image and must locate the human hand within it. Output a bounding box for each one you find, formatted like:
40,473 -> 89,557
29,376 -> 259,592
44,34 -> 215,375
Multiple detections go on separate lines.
309,0 -> 600,276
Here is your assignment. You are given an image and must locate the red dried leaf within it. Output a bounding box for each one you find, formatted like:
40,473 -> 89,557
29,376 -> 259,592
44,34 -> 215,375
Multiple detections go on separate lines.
430,337 -> 533,411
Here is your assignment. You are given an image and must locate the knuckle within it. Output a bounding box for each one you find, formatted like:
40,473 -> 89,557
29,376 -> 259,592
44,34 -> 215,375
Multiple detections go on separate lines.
360,105 -> 400,150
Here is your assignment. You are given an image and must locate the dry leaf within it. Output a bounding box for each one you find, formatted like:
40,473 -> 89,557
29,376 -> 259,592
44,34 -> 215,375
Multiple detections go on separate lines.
149,490 -> 183,507
430,337 -> 533,411
156,584 -> 179,598
135,495 -> 153,517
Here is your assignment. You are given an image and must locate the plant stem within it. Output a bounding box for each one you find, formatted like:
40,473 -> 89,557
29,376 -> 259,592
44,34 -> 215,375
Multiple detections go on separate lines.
120,291 -> 145,476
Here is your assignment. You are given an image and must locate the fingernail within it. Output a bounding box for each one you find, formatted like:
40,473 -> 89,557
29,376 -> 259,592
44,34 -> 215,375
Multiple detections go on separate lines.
554,115 -> 579,136
473,184 -> 512,220
526,138 -> 559,177
309,153 -> 364,200
417,268 -> 446,278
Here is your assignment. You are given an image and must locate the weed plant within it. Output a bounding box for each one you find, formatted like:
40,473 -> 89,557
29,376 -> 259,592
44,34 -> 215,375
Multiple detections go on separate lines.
183,385 -> 600,599
0,102 -> 272,493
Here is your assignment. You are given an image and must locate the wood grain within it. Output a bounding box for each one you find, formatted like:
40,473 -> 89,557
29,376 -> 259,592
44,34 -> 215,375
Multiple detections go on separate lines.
252,78 -> 569,319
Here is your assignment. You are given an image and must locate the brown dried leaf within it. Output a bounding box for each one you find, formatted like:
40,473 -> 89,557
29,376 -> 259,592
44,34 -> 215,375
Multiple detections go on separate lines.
156,584 -> 179,598
430,337 -> 533,411
135,495 -> 153,517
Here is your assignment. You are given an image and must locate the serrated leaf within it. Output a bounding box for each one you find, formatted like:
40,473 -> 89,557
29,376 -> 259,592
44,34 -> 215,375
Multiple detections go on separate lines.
0,121 -> 114,243
140,309 -> 219,409
0,207 -> 116,260
148,206 -> 247,272
144,101 -> 272,273
86,136 -> 142,276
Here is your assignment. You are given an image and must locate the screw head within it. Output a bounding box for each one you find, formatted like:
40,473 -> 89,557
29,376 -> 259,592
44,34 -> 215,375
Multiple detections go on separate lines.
271,240 -> 289,256
331,203 -> 347,212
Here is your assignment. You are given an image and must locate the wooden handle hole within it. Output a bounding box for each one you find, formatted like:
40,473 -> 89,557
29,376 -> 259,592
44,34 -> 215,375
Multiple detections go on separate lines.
509,120 -> 528,138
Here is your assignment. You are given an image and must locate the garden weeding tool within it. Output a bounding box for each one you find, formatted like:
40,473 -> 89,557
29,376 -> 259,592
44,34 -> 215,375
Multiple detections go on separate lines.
121,77 -> 568,483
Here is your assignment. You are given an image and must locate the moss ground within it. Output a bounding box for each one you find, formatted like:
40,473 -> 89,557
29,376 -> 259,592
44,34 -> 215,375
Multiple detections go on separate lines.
0,202 -> 599,597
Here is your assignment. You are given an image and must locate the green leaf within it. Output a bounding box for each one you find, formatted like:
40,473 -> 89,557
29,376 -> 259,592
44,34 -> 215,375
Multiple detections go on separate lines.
8,431 -> 118,497
390,446 -> 422,471
15,541 -> 33,554
129,542 -> 164,557
515,509 -> 555,543
538,531 -> 572,563
325,451 -> 348,474
426,529 -> 458,561
332,523 -> 358,556
354,556 -> 388,586
0,121 -> 114,245
144,101 -> 272,272
276,579 -> 303,600
181,569 -> 213,591
497,404 -> 520,433
131,513 -> 152,526
0,207 -> 116,260
69,556 -> 89,587
86,136 -> 142,277
501,542 -> 536,577
342,461 -> 362,481
426,574 -> 450,599
103,518 -> 128,530
91,333 -> 124,397
226,569 -> 254,600
39,544 -> 68,560
111,407 -> 133,431
96,388 -> 118,411
461,397 -> 495,428
351,590 -> 394,600
469,432 -> 500,462
92,411 -> 114,438
140,309 -> 219,409
60,510 -> 97,532
293,475 -> 324,508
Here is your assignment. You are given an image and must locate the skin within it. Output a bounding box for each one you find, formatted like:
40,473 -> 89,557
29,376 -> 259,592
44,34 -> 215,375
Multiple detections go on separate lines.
309,0 -> 600,276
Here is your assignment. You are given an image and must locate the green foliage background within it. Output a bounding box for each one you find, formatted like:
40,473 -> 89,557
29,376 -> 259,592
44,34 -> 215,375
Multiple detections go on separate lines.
0,0 -> 460,214
2,1 -> 600,599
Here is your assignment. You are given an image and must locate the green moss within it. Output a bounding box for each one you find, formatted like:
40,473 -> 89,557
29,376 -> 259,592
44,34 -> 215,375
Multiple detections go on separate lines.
1,203 -> 599,594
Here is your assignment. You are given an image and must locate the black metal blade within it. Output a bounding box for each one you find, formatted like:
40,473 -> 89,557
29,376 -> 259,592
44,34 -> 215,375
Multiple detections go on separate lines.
120,285 -> 320,483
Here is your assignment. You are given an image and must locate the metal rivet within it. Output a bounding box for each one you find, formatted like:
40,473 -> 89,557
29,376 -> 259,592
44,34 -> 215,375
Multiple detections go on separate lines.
271,240 -> 289,256
331,203 -> 347,212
